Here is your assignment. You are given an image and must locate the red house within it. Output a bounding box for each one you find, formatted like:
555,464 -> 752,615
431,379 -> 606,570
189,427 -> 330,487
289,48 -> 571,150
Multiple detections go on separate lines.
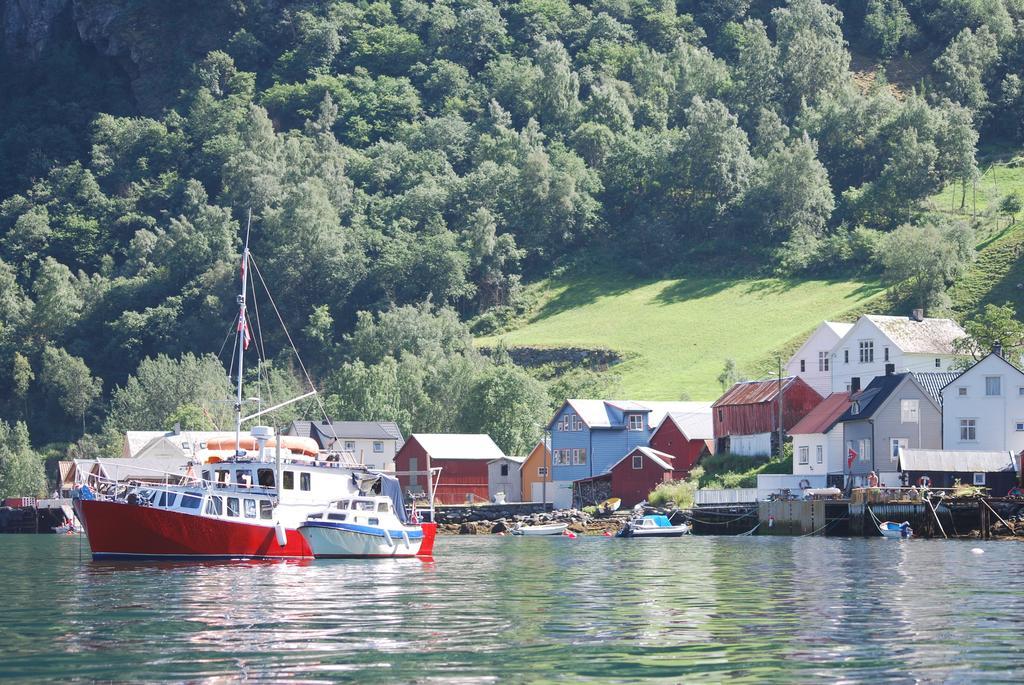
649,411 -> 714,478
393,434 -> 506,504
609,447 -> 684,507
712,377 -> 823,456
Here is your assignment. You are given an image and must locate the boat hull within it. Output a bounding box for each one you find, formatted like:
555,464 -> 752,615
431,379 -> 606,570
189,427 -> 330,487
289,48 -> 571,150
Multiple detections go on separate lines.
74,499 -> 312,560
511,523 -> 568,536
298,520 -> 432,558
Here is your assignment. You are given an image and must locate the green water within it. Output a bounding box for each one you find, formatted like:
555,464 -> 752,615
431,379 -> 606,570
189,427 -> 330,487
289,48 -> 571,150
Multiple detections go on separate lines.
1,535 -> 1022,682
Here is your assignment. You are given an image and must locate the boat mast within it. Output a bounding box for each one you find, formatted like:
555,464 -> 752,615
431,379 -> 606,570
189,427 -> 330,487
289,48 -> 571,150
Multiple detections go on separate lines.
234,209 -> 252,458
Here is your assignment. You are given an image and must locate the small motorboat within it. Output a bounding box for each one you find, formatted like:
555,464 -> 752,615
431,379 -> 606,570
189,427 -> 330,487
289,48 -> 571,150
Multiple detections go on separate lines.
597,497 -> 621,515
878,520 -> 913,539
617,515 -> 690,538
52,519 -> 83,535
298,495 -> 435,558
510,522 -> 569,536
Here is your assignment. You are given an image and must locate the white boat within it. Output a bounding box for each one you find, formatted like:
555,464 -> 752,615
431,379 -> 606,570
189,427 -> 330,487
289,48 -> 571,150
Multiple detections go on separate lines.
617,515 -> 690,538
510,522 -> 569,536
878,520 -> 913,539
298,495 -> 427,558
52,520 -> 83,535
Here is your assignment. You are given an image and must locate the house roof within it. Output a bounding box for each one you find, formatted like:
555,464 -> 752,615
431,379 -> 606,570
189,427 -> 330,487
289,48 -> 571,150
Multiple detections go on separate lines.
91,456 -> 194,481
551,399 -> 711,430
864,315 -> 967,355
824,321 -> 855,338
712,377 -> 799,407
299,420 -> 404,442
899,448 -> 1018,473
912,372 -> 961,404
658,410 -> 714,440
488,455 -> 527,465
940,352 -> 1024,394
609,446 -> 677,472
123,431 -> 172,457
789,392 -> 851,435
836,373 -> 915,422
409,434 -> 506,461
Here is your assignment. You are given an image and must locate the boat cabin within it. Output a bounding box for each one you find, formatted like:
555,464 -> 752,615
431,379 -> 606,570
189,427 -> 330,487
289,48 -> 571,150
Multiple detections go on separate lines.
306,497 -> 397,527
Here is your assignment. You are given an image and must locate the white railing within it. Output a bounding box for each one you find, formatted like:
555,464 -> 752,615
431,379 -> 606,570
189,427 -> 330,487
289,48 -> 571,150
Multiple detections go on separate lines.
695,488 -> 759,505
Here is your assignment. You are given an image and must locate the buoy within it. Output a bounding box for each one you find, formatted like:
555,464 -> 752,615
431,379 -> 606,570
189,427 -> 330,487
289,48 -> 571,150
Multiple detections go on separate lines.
602,531 -> 612,537
274,522 -> 287,547
564,531 -> 577,539
768,515 -> 775,528
971,547 -> 984,555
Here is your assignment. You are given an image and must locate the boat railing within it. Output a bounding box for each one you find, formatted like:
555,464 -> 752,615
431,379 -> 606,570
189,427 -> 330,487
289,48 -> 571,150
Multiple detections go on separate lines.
76,469 -> 276,504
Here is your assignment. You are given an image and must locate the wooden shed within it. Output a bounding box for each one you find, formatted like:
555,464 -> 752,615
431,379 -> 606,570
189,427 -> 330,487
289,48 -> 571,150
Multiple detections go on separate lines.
899,448 -> 1021,495
394,434 -> 506,505
712,377 -> 823,456
608,446 -> 684,507
649,411 -> 714,478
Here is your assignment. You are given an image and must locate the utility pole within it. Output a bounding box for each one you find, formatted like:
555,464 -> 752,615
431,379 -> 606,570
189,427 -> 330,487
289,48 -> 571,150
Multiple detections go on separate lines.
777,355 -> 784,460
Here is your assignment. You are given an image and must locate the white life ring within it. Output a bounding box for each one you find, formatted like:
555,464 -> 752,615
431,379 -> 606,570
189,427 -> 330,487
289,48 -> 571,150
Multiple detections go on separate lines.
917,475 -> 931,487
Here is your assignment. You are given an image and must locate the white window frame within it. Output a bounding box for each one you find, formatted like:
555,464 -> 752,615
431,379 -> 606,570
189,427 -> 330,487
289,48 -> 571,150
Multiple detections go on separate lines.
632,454 -> 643,470
890,438 -> 908,463
372,441 -> 383,453
1015,420 -> 1024,432
818,351 -> 829,372
957,387 -> 967,397
859,340 -> 874,364
575,448 -> 587,465
985,376 -> 1001,397
959,419 -> 977,442
934,358 -> 940,368
900,400 -> 919,424
973,472 -> 986,486
815,445 -> 823,464
628,414 -> 644,431
859,439 -> 872,462
798,446 -> 809,465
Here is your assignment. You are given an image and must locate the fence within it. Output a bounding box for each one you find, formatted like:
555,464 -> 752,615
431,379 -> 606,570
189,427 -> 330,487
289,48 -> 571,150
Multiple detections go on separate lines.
695,488 -> 759,505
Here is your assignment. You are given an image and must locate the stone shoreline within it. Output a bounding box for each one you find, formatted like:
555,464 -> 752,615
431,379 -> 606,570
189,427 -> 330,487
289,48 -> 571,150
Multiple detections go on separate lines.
434,507 -> 679,535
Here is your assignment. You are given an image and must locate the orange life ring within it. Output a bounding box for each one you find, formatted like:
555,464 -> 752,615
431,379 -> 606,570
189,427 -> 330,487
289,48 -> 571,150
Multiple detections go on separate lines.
917,475 -> 931,487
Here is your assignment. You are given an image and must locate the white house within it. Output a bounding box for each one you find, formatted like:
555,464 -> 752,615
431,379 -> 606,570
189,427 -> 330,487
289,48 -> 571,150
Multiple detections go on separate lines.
488,456 -> 526,502
286,420 -> 404,471
790,392 -> 851,480
786,321 -> 853,397
940,350 -> 1024,454
829,313 -> 968,394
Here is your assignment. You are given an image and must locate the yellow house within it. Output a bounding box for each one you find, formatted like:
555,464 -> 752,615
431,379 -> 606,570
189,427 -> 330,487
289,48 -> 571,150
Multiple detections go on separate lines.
520,440 -> 552,503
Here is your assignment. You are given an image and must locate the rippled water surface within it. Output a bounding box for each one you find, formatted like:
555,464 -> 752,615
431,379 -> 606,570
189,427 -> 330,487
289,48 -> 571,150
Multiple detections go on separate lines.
1,534 -> 1023,682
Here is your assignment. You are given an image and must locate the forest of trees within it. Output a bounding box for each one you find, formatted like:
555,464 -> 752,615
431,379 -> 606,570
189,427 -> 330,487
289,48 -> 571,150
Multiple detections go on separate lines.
2,0 -> 1023,494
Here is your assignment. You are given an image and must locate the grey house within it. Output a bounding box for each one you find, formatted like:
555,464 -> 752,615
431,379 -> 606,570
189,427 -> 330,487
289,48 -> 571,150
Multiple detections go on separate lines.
835,367 -> 942,487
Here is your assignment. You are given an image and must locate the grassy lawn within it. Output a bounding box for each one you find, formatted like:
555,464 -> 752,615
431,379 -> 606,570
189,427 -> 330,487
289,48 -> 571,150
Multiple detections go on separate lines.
478,269 -> 883,400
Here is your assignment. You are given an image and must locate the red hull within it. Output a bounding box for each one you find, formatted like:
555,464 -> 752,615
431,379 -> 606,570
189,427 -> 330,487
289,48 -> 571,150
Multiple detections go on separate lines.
417,522 -> 437,556
75,499 -> 312,560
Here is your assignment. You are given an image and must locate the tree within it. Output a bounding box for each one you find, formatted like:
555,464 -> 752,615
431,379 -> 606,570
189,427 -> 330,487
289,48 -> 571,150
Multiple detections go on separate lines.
875,220 -> 975,311
0,421 -> 46,499
461,362 -> 550,455
718,358 -> 741,391
954,304 -> 1024,363
40,346 -> 102,433
999,193 -> 1022,224
862,0 -> 917,59
773,0 -> 850,111
933,26 -> 999,116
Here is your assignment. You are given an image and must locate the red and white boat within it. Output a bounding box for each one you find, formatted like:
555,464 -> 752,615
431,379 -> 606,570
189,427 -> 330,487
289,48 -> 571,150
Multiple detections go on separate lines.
73,220 -> 437,560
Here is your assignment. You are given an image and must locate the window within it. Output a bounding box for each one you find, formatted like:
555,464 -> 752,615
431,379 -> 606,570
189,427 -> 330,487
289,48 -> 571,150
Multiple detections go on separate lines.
958,387 -> 967,397
259,501 -> 273,519
1019,387 -> 1024,397
960,419 -> 977,441
244,499 -> 257,518
574,449 -> 588,465
571,415 -> 583,431
859,340 -> 874,363
934,358 -> 941,368
632,454 -> 643,469
818,352 -> 829,372
377,502 -> 390,512
1016,421 -> 1024,432
800,359 -> 805,372
717,408 -> 724,421
157,491 -> 177,508
798,446 -> 809,465
500,464 -> 509,476
900,400 -> 919,423
227,497 -> 239,517
373,441 -> 383,453
215,469 -> 230,486
844,350 -> 850,364
283,471 -> 294,490
537,466 -> 548,476
985,376 -> 1001,396
628,414 -> 644,431
236,470 -> 252,488
257,468 -> 274,488
205,496 -> 223,516
344,440 -> 355,451
300,473 -> 311,491
180,493 -> 202,510
890,438 -> 908,463
328,513 -> 346,521
409,457 -> 419,486
851,401 -> 860,415
859,439 -> 872,462
884,347 -> 889,362
815,445 -> 823,464
368,518 -> 379,526
973,473 -> 986,486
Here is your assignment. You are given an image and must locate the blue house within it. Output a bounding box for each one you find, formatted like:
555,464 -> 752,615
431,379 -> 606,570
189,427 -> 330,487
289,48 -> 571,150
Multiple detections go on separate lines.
545,400 -> 712,507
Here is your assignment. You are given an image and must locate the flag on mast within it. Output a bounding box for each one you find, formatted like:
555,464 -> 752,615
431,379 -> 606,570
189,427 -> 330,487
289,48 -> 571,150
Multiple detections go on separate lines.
238,312 -> 251,350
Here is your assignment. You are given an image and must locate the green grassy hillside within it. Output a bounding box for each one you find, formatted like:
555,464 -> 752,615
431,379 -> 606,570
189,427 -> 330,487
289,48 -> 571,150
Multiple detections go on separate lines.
478,271 -> 883,400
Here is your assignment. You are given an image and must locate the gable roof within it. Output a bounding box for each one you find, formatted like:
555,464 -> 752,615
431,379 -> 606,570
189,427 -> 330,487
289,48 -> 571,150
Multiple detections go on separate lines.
789,392 -> 851,435
837,373 -> 932,422
790,321 -> 855,364
941,352 -> 1024,393
295,420 -> 404,442
713,377 -> 799,407
824,321 -> 855,338
609,446 -> 676,472
549,399 -> 711,430
912,372 -> 961,404
409,434 -> 506,461
899,448 -> 1018,473
488,455 -> 527,465
658,410 -> 714,440
863,315 -> 967,355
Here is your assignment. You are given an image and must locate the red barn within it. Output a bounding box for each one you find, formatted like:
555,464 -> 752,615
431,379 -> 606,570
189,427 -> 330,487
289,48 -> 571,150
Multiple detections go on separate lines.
393,434 -> 506,504
649,410 -> 714,477
609,447 -> 685,507
712,377 -> 823,456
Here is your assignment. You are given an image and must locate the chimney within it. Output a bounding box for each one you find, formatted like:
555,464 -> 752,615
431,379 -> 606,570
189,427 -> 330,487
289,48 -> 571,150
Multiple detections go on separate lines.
851,377 -> 861,393
911,308 -> 924,322
885,363 -> 895,376
994,342 -> 1004,358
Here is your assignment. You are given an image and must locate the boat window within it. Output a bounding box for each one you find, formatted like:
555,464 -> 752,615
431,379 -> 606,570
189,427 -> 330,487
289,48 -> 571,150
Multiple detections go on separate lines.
368,518 -> 379,525
157,491 -> 177,507
205,496 -> 223,516
244,499 -> 256,519
283,471 -> 294,490
328,513 -> 346,521
202,470 -> 210,482
259,500 -> 273,520
300,473 -> 311,491
308,513 -> 322,519
377,502 -> 389,512
227,497 -> 239,517
215,469 -> 230,486
335,500 -> 350,510
180,493 -> 202,510
353,500 -> 374,511
257,469 -> 275,488
236,470 -> 253,488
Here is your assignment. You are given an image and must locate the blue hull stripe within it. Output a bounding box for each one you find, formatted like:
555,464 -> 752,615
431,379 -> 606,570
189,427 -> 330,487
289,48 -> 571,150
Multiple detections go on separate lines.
300,521 -> 424,539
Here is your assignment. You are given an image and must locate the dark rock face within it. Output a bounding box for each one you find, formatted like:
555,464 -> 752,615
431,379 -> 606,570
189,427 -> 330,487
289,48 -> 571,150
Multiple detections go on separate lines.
2,0 -> 71,59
